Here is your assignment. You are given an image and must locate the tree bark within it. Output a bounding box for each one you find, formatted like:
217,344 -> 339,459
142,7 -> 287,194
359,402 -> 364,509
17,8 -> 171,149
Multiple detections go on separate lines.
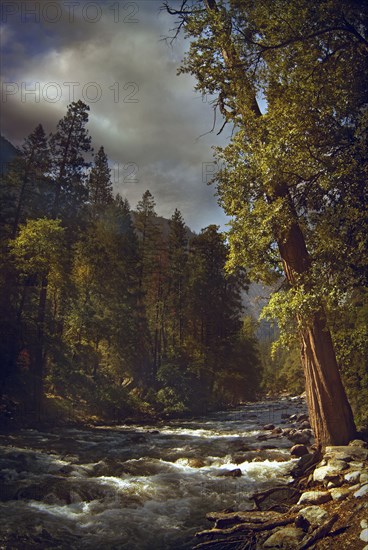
277,209 -> 356,445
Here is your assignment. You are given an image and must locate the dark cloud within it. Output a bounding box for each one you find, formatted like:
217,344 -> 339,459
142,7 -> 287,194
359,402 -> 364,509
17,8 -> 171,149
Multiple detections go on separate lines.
0,0 -> 229,232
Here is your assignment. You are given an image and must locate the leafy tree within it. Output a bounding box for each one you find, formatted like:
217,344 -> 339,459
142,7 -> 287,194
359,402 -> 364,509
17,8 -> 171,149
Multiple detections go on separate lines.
165,0 -> 367,443
10,219 -> 66,412
0,125 -> 52,395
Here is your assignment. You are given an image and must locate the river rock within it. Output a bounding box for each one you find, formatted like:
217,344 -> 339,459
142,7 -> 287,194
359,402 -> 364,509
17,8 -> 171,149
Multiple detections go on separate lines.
298,491 -> 331,505
219,468 -> 242,477
188,458 -> 207,468
361,472 -> 368,484
344,471 -> 361,483
272,427 -> 283,435
327,477 -> 344,488
299,420 -> 311,429
264,424 -> 275,430
313,462 -> 348,483
354,483 -> 368,498
329,487 -> 351,501
296,505 -> 329,530
264,527 -> 304,548
360,529 -> 368,542
290,444 -> 309,458
324,445 -> 368,462
361,519 -> 368,529
297,414 -> 309,423
288,431 -> 310,445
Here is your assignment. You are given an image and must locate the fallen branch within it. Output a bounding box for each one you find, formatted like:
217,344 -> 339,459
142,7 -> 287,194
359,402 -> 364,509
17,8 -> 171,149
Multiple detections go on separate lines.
298,514 -> 339,550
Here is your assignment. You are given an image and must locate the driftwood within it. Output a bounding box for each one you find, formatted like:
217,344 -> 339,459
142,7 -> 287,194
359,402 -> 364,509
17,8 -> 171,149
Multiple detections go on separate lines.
298,513 -> 339,550
196,515 -> 296,538
206,510 -> 282,529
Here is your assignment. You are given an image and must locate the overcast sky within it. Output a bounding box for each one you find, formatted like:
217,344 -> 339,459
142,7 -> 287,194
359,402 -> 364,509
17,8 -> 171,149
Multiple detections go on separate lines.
0,0 -> 231,232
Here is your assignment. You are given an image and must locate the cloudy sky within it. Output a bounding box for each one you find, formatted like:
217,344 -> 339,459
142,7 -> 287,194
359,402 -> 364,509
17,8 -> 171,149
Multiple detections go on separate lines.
0,0 -> 231,232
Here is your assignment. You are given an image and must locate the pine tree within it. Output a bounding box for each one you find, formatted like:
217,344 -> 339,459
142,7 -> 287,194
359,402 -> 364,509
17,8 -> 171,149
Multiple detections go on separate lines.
87,146 -> 113,210
167,209 -> 188,347
49,100 -> 92,220
12,124 -> 51,236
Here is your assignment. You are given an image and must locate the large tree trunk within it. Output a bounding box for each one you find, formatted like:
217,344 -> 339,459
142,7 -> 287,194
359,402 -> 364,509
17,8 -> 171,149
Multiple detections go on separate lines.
278,216 -> 356,445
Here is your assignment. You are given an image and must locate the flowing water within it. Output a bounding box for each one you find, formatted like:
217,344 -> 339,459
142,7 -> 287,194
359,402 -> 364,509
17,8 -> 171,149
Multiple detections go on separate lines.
0,397 -> 307,549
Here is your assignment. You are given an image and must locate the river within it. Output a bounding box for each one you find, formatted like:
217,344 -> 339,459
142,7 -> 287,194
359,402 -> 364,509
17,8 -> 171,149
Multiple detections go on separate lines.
0,397 -> 307,549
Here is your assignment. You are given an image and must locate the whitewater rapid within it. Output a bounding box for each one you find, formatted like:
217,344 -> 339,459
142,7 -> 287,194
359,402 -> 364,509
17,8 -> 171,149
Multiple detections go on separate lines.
0,397 -> 307,549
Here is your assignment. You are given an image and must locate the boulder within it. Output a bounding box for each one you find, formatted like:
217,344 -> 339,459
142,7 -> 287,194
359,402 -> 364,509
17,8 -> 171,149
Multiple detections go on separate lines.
296,505 -> 329,530
298,491 -> 331,505
264,527 -> 305,548
264,424 -> 275,430
299,420 -> 311,429
290,444 -> 309,458
361,529 -> 368,543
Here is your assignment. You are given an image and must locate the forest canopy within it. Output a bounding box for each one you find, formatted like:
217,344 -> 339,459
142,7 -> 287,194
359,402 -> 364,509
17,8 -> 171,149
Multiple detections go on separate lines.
0,103 -> 261,423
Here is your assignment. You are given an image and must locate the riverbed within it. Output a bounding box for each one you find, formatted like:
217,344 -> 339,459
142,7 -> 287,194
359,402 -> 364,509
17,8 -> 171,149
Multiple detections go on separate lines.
0,397 -> 307,549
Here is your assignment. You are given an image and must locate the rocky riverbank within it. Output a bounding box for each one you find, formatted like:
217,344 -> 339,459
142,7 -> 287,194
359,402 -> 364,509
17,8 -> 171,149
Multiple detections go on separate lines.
194,415 -> 368,549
